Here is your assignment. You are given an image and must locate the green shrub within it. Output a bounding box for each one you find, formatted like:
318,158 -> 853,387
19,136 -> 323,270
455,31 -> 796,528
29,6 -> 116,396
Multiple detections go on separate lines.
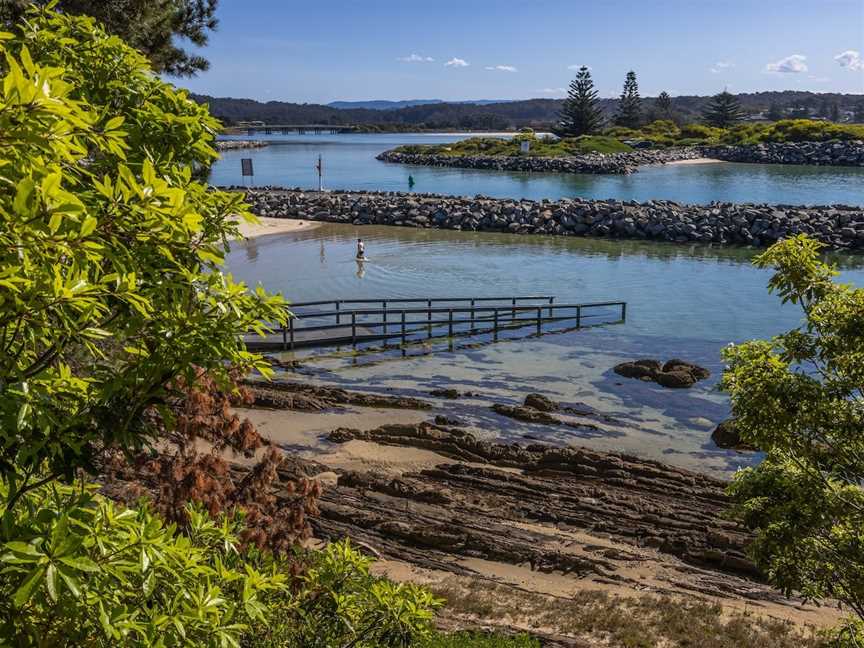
0,476 -> 441,647
0,6 -> 286,489
248,539 -> 441,647
639,119 -> 680,136
678,123 -> 724,141
0,478 -> 289,646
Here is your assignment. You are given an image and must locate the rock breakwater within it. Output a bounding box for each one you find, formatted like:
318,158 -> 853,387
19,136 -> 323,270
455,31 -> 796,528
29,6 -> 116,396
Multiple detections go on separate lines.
376,147 -> 703,175
241,188 -> 864,250
704,140 -> 864,166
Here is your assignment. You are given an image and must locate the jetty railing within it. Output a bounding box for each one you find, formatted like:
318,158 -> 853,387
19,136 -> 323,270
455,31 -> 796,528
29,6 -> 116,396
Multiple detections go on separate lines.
245,296 -> 626,351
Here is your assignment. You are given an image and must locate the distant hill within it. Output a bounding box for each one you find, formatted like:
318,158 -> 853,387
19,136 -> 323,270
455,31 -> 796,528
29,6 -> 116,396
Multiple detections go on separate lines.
327,99 -> 445,110
192,91 -> 864,131
327,99 -> 516,110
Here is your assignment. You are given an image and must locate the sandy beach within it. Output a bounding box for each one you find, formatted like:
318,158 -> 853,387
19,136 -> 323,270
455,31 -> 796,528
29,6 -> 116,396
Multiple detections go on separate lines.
666,157 -> 723,165
234,215 -> 318,239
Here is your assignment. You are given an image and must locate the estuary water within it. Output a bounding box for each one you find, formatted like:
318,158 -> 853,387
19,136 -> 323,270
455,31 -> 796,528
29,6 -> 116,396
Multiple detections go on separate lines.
227,224 -> 864,476
211,132 -> 864,205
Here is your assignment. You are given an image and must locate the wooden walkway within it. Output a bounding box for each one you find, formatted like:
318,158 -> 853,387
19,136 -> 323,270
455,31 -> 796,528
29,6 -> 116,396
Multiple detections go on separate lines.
243,296 -> 626,351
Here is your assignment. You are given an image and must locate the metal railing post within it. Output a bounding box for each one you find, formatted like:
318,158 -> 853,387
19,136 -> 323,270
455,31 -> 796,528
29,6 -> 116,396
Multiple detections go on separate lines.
537,307 -> 542,334
511,297 -> 516,321
493,308 -> 499,341
401,311 -> 406,343
621,302 -> 627,322
351,312 -> 356,345
427,306 -> 432,339
548,296 -> 554,317
577,305 -> 581,328
470,299 -> 475,327
448,309 -> 453,337
336,301 -> 341,324
282,325 -> 287,351
289,317 -> 295,350
383,300 -> 388,335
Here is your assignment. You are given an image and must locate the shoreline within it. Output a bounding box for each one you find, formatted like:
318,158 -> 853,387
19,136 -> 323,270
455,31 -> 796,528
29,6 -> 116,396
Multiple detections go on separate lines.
233,378 -> 843,636
240,187 -> 864,251
233,214 -> 320,239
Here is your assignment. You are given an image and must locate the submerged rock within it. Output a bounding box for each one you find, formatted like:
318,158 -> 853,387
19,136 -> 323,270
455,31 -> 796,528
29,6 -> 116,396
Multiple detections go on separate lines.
614,358 -> 710,389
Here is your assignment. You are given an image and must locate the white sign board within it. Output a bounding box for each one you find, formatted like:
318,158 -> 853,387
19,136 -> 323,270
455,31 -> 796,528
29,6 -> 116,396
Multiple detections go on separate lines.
520,140 -> 531,154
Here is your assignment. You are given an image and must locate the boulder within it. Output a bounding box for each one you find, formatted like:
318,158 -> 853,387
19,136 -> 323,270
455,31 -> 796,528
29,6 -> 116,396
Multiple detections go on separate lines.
662,359 -> 711,380
613,359 -> 661,380
524,393 -> 558,412
711,419 -> 755,451
655,370 -> 697,389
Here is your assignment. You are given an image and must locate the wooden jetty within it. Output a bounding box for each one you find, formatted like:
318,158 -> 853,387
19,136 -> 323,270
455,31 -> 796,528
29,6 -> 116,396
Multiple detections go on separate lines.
243,296 -> 627,351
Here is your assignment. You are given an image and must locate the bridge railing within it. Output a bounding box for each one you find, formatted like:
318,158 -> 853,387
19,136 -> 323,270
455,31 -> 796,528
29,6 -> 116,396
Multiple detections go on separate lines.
247,297 -> 626,351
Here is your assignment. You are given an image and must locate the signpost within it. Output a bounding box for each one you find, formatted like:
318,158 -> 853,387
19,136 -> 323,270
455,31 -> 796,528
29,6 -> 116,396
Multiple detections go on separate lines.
315,154 -> 323,191
240,158 -> 254,186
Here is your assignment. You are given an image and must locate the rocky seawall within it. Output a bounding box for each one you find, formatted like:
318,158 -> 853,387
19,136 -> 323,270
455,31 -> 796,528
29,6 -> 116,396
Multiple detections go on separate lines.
241,188 -> 864,250
376,147 -> 703,175
216,140 -> 269,151
376,140 -> 864,174
704,140 -> 864,166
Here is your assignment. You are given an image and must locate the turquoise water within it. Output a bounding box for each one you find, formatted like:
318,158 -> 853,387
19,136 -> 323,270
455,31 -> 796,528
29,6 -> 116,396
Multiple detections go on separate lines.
227,224 -> 864,476
211,133 -> 864,205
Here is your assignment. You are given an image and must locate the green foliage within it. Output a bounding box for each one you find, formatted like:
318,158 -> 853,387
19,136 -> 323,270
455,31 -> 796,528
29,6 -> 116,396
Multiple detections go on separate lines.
557,66 -> 604,137
1,0 -> 218,76
0,8 -> 287,486
0,477 -> 290,646
702,90 -> 746,128
722,235 -> 864,635
757,119 -> 864,143
0,475 -> 441,647
249,539 -> 441,647
613,70 -> 642,129
679,123 -> 725,141
392,135 -> 632,158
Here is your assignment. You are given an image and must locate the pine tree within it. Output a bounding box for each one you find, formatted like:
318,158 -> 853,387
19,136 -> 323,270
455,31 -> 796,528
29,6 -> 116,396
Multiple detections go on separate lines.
766,102 -> 784,121
655,91 -> 672,117
614,71 -> 642,128
557,66 -> 604,137
701,90 -> 746,128
0,0 -> 218,76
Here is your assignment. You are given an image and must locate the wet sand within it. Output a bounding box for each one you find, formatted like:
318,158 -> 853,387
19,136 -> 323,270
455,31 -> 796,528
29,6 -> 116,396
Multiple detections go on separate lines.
233,215 -> 319,239
666,157 -> 723,165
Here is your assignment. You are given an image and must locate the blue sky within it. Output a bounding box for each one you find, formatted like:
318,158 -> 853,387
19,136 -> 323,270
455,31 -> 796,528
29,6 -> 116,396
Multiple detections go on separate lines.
177,0 -> 864,102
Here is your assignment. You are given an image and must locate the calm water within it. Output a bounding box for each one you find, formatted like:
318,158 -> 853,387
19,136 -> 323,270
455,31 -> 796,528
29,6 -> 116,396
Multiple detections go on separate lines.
227,225 -> 864,476
212,132 -> 864,205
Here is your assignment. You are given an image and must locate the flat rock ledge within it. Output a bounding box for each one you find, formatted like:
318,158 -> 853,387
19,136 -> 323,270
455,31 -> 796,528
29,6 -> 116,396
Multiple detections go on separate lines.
376,147 -> 703,175
238,188 -> 864,251
308,421 -> 816,609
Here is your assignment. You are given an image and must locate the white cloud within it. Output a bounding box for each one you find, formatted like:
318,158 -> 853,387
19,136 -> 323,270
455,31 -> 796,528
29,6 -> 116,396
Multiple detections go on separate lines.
445,57 -> 469,67
809,75 -> 831,83
765,54 -> 808,74
567,64 -> 591,71
397,53 -> 434,63
539,87 -> 566,94
710,61 -> 734,74
835,50 -> 863,71
485,64 -> 517,72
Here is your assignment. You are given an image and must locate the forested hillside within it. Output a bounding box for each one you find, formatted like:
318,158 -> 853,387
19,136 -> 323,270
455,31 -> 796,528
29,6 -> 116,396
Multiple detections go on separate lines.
193,91 -> 864,131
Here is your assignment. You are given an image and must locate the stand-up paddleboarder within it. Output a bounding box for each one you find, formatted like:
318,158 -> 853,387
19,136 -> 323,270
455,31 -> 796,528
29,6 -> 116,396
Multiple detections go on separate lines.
356,238 -> 366,260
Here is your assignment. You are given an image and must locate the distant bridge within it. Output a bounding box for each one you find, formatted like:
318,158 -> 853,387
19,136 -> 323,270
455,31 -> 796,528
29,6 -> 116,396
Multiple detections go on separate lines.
232,124 -> 360,135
